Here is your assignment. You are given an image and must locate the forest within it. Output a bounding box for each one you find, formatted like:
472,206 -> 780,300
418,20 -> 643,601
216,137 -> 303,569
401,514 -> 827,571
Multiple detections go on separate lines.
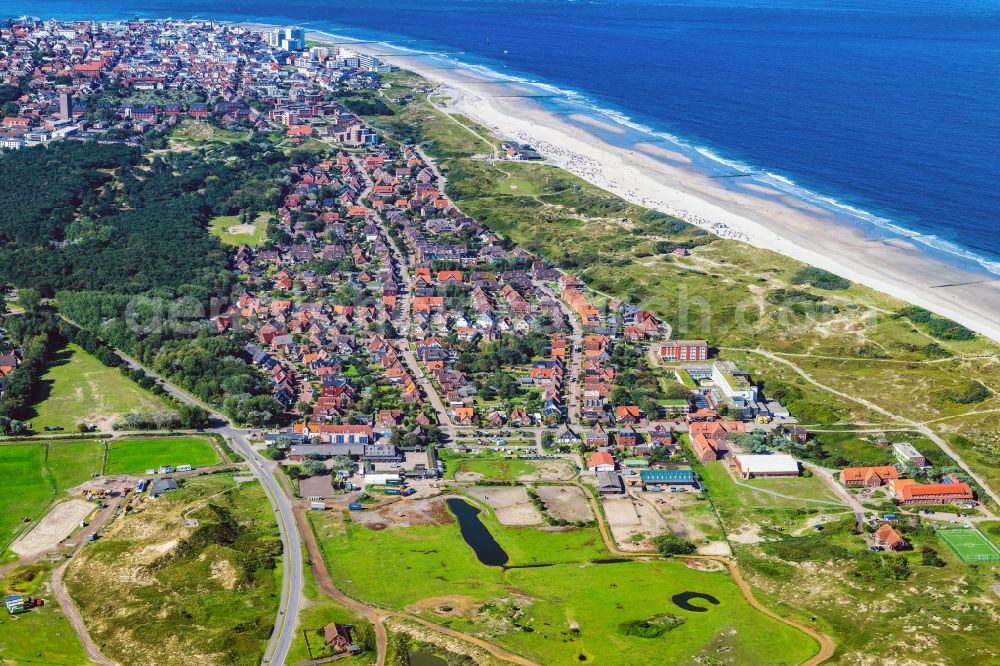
0,138 -> 292,426
0,139 -> 285,296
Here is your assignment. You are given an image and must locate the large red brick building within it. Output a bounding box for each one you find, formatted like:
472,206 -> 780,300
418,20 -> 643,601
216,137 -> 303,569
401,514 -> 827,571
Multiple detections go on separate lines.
658,340 -> 709,361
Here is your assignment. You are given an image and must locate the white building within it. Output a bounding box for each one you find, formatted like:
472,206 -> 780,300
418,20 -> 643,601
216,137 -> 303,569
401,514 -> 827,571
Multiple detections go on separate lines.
712,360 -> 758,412
267,26 -> 306,52
733,454 -> 799,479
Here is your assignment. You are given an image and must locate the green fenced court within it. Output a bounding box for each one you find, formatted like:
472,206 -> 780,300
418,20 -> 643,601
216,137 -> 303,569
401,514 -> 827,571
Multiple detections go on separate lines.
937,528 -> 1000,562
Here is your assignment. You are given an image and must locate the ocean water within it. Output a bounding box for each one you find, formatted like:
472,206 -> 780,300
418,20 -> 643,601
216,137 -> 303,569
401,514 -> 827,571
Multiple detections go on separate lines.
11,0 -> 1000,274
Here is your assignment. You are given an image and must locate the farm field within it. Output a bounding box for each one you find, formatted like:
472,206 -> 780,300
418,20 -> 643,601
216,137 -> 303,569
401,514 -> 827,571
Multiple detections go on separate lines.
46,439 -> 105,488
208,211 -> 269,247
311,498 -> 817,665
21,344 -> 169,432
105,436 -> 220,475
65,475 -> 281,666
0,562 -> 90,664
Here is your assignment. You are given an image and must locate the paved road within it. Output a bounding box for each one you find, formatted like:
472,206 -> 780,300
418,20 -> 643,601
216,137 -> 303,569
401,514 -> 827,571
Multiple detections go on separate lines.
58,316 -> 303,666
223,426 -> 303,666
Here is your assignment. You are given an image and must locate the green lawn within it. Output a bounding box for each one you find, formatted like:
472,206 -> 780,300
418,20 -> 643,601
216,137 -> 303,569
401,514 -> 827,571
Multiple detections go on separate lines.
443,453 -> 537,481
209,212 -> 269,247
0,562 -> 90,664
22,344 -> 169,431
105,437 -> 220,475
47,439 -> 105,488
699,461 -> 846,534
65,476 -> 280,666
493,560 -> 817,665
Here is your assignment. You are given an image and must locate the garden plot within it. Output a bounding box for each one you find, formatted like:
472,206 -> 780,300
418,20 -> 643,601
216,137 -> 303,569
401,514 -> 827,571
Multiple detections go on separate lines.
464,487 -> 542,525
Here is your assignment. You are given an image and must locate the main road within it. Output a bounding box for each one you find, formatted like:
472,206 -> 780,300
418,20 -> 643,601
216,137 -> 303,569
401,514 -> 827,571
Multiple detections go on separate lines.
73,323 -> 304,666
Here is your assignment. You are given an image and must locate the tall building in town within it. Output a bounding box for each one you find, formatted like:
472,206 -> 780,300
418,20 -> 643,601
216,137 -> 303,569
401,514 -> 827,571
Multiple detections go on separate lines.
58,92 -> 72,120
267,26 -> 306,52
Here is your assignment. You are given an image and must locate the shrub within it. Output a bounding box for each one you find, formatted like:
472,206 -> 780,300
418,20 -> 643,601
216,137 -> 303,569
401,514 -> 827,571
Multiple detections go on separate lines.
654,533 -> 696,556
791,267 -> 850,290
617,613 -> 685,638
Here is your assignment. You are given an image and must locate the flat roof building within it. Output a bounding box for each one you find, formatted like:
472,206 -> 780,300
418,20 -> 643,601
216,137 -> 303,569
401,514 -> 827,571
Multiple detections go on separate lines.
733,454 -> 799,479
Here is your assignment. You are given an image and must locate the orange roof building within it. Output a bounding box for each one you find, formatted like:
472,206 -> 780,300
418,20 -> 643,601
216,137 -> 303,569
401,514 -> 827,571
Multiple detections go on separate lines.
889,479 -> 973,505
842,466 -> 900,487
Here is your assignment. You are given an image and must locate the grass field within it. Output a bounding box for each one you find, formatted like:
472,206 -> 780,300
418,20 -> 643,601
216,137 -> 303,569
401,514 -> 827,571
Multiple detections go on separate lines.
169,119 -> 249,148
697,461 -> 846,536
47,439 -> 105,487
442,453 -> 537,481
65,475 -> 280,666
105,436 -> 220,475
21,344 -> 169,431
937,528 -> 1000,562
0,562 -> 90,664
310,502 -> 817,665
209,212 -> 269,247
0,444 -> 54,557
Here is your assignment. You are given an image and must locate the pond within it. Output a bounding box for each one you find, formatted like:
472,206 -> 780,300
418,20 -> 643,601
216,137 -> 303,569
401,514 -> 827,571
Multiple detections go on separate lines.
446,497 -> 509,567
671,591 -> 721,612
408,650 -> 448,666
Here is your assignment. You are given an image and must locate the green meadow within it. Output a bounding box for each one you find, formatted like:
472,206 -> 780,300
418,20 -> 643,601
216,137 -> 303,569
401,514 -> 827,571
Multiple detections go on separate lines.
0,440 -> 104,559
0,562 -> 90,664
208,212 -> 269,247
105,436 -> 220,475
21,344 -> 168,431
309,500 -> 818,665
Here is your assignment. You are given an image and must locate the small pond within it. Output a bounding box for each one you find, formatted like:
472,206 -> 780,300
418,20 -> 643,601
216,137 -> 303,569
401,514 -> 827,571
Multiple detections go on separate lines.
446,497 -> 509,567
408,650 -> 448,666
671,591 -> 721,612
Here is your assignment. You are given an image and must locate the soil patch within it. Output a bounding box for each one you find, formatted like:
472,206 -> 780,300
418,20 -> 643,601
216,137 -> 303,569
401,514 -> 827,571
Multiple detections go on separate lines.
11,499 -> 94,556
536,485 -> 593,522
464,487 -> 542,526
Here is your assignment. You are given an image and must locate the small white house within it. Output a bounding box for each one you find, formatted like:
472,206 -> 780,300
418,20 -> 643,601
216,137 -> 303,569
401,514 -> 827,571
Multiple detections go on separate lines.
733,454 -> 799,479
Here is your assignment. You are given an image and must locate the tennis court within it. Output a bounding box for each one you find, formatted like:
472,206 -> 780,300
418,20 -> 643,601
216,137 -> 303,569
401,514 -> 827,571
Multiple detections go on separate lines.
937,528 -> 1000,562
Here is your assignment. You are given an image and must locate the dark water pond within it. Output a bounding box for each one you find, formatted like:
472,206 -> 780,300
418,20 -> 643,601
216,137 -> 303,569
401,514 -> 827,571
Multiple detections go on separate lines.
671,591 -> 721,612
408,650 -> 448,666
446,497 -> 509,567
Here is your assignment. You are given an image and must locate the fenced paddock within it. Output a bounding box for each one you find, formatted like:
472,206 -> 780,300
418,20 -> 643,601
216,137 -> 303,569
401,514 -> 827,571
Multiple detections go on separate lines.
937,528 -> 1000,562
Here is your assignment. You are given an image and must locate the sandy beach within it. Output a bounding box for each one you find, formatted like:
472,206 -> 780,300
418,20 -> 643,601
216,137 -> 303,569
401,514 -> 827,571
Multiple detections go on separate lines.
300,28 -> 1000,344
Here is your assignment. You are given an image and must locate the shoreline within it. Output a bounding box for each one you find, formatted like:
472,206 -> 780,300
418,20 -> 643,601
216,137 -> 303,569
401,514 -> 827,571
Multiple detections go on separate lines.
268,24 -> 1000,343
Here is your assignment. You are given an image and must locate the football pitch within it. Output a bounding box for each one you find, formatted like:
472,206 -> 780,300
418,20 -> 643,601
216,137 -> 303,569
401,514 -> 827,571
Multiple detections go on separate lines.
937,528 -> 1000,562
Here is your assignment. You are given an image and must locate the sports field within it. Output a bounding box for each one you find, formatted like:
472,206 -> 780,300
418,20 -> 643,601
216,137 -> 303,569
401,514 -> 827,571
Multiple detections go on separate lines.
105,436 -> 220,475
937,528 -> 1000,562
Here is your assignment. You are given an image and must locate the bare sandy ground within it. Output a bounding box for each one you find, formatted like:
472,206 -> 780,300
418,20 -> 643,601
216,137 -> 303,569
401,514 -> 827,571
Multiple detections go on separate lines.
602,495 -> 668,551
536,485 -> 594,523
225,223 -> 256,235
12,499 -> 94,556
464,487 -> 542,525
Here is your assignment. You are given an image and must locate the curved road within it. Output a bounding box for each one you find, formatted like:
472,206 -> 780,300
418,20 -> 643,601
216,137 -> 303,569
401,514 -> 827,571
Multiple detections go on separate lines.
59,322 -> 304,666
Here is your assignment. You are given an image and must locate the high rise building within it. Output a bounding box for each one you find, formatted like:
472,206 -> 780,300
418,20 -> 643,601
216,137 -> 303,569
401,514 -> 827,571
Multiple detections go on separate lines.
58,92 -> 72,120
267,26 -> 306,52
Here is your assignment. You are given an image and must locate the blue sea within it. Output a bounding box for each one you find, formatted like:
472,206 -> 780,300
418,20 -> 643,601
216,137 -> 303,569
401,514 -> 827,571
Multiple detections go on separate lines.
11,0 -> 1000,274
